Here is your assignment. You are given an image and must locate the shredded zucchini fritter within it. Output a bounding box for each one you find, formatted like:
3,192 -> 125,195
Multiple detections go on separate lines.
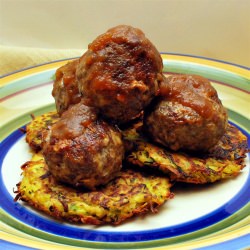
15,154 -> 172,225
25,112 -> 248,184
126,124 -> 248,184
25,111 -> 59,152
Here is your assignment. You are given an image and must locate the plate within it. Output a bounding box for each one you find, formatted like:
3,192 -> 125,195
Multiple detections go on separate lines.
0,53 -> 249,250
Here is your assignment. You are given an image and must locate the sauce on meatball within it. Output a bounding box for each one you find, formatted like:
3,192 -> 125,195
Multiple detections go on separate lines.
52,59 -> 81,115
42,102 -> 124,190
145,74 -> 228,152
160,74 -> 223,119
76,25 -> 163,123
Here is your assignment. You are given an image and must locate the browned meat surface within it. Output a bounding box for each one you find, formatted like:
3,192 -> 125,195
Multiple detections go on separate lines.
76,25 -> 163,124
52,59 -> 81,115
42,102 -> 124,190
144,74 -> 228,152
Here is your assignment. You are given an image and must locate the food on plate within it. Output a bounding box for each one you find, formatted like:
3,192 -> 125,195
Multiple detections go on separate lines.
76,25 -> 163,123
15,25 -> 248,226
144,74 -> 228,152
26,110 -> 247,186
15,153 -> 172,225
25,111 -> 59,152
42,102 -> 124,190
52,59 -> 81,115
126,123 -> 248,184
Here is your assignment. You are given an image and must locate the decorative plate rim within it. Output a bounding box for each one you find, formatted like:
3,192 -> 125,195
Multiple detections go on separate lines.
0,54 -> 249,250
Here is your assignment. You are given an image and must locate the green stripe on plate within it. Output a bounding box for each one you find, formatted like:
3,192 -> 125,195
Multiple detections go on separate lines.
1,60 -> 249,100
228,109 -> 250,132
0,70 -> 55,99
0,104 -> 55,142
0,203 -> 249,249
0,105 -> 249,249
163,60 -> 250,92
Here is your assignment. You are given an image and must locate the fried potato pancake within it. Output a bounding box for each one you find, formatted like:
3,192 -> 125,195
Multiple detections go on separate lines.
126,124 -> 248,184
25,112 -> 248,184
15,154 -> 172,225
25,111 -> 59,152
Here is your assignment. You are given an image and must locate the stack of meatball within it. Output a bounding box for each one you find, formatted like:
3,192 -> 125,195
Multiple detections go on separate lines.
43,25 -> 228,190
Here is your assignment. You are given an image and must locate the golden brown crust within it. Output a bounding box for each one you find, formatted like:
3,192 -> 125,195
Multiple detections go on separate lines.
15,154 -> 172,225
25,111 -> 248,185
25,111 -> 59,152
126,123 -> 248,184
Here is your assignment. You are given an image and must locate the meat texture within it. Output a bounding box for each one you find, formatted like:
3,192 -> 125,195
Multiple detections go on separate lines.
144,74 -> 228,152
76,25 -> 163,124
42,102 -> 124,190
52,59 -> 81,115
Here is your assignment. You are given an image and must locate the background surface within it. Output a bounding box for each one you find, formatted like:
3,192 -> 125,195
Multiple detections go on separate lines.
0,0 -> 249,75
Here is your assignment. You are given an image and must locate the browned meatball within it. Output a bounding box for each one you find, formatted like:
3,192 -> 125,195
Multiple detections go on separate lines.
144,74 -> 228,152
42,102 -> 124,190
52,59 -> 81,115
76,25 -> 163,124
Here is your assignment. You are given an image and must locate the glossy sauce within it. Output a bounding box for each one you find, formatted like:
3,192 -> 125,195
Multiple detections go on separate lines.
51,102 -> 98,140
84,25 -> 163,92
52,59 -> 81,114
160,75 -> 219,118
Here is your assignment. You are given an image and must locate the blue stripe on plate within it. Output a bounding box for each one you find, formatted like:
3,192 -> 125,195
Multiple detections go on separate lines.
0,124 -> 249,243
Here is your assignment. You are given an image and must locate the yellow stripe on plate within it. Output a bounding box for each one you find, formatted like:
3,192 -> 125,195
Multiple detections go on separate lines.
161,54 -> 250,78
0,60 -> 70,86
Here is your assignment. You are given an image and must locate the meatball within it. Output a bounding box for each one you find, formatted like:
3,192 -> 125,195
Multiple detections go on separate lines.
52,59 -> 81,115
42,102 -> 124,190
144,74 -> 228,152
76,25 -> 163,124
